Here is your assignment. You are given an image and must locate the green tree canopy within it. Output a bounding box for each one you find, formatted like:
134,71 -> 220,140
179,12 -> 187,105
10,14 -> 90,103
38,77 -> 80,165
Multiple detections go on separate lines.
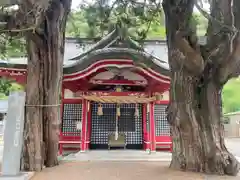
66,4 -> 208,39
66,1 -> 166,39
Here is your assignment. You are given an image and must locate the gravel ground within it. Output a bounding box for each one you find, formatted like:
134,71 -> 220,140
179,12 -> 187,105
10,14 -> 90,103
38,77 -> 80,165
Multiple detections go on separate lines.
31,161 -> 239,180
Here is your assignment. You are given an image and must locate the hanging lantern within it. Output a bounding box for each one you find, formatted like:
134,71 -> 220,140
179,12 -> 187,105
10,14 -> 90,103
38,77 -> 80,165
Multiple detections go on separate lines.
155,93 -> 162,101
117,104 -> 121,117
116,86 -> 122,92
134,104 -> 139,118
97,103 -> 103,116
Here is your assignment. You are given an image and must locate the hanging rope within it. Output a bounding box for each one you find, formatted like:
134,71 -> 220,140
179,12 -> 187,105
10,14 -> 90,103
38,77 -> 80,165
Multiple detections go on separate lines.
115,114 -> 119,140
82,95 -> 157,104
135,104 -> 139,117
25,104 -> 61,107
116,104 -> 121,116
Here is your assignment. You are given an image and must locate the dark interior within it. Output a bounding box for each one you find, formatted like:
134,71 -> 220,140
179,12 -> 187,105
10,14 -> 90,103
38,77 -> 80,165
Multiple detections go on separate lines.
90,103 -> 143,150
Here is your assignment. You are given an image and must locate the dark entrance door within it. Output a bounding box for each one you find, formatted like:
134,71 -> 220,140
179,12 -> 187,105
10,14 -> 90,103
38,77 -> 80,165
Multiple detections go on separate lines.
90,102 -> 143,149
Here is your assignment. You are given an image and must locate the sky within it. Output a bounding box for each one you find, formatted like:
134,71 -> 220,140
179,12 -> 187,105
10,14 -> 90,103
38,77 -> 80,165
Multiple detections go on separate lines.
71,0 -> 81,9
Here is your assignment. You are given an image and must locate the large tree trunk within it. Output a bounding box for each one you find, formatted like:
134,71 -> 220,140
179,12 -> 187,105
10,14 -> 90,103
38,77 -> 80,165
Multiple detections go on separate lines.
21,0 -> 71,171
163,0 -> 240,176
168,71 -> 239,175
21,36 -> 44,171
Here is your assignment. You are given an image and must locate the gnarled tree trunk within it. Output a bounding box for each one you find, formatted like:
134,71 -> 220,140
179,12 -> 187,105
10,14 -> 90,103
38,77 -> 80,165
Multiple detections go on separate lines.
21,0 -> 71,171
168,71 -> 239,175
163,0 -> 240,176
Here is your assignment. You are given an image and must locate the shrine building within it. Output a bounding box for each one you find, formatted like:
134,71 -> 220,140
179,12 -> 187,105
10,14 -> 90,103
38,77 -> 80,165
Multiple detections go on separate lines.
0,28 -> 172,154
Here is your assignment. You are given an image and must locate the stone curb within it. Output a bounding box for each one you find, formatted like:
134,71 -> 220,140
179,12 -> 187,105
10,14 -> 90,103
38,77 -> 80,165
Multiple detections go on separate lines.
0,172 -> 35,180
62,158 -> 172,162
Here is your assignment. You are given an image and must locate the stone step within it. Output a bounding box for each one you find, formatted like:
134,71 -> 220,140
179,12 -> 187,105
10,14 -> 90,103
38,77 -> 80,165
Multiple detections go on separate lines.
63,150 -> 172,162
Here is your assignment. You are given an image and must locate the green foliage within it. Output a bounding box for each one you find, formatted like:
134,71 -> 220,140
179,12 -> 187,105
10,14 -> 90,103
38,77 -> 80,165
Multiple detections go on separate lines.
66,10 -> 90,38
222,78 -> 240,113
67,2 -> 209,39
192,13 -> 208,36
9,82 -> 23,92
0,78 -> 12,96
0,92 -> 7,100
66,1 -> 166,39
0,35 -> 26,58
0,78 -> 23,99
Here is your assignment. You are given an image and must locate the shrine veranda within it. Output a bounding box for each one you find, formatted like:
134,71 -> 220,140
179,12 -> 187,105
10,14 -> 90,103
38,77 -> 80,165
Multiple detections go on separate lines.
0,29 -> 173,153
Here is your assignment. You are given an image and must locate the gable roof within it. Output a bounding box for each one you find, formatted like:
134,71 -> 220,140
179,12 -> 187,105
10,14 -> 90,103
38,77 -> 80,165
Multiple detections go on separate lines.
0,36 -> 169,67
63,47 -> 170,76
63,27 -> 170,75
69,28 -> 167,64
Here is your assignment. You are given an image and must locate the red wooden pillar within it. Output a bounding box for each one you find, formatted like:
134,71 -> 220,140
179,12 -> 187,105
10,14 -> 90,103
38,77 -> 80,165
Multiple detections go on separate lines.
143,104 -> 150,151
86,101 -> 92,150
61,88 -> 65,120
80,99 -> 87,152
149,102 -> 156,152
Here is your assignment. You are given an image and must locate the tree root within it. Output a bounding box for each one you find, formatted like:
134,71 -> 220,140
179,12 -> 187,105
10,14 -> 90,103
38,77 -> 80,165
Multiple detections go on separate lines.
170,151 -> 240,176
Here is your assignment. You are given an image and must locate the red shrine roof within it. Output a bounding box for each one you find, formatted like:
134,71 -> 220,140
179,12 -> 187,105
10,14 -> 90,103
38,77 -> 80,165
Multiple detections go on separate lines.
62,28 -> 170,92
0,28 -> 172,92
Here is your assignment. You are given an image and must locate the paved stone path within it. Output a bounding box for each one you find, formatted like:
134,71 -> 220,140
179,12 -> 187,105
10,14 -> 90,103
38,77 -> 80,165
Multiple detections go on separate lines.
31,161 -> 239,180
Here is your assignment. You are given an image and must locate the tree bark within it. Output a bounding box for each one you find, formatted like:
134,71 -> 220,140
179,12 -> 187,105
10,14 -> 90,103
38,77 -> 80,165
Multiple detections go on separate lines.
21,35 -> 44,171
21,0 -> 71,171
163,0 -> 240,176
168,71 -> 239,175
